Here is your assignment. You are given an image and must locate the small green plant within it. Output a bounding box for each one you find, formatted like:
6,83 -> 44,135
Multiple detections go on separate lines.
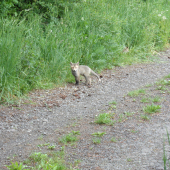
37,135 -> 43,140
48,144 -> 56,150
141,114 -> 150,121
108,105 -> 116,110
108,101 -> 117,110
92,132 -> 106,137
110,137 -> 117,143
163,130 -> 170,170
29,152 -> 48,162
152,96 -> 161,103
156,86 -> 167,91
37,143 -> 50,148
59,133 -> 78,144
124,112 -> 134,117
140,97 -> 150,103
128,89 -> 145,97
131,130 -> 138,133
109,101 -> 117,105
6,162 -> 28,170
95,113 -> 113,125
92,138 -> 101,144
127,158 -> 133,162
71,131 -> 80,135
143,104 -> 161,114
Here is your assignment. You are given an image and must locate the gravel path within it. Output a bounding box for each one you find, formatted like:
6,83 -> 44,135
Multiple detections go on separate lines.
1,50 -> 170,169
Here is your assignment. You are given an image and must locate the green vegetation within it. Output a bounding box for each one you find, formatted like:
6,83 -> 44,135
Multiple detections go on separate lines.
7,151 -> 67,170
92,132 -> 106,137
59,132 -> 79,144
95,113 -> 114,125
140,97 -> 150,103
92,138 -> 101,145
1,0 -> 170,103
48,144 -> 56,150
141,96 -> 161,103
118,112 -> 134,122
143,104 -> 161,114
163,130 -> 170,170
141,114 -> 150,121
128,89 -> 146,97
110,137 -> 117,143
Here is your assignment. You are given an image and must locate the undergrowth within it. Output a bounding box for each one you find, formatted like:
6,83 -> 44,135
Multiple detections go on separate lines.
1,0 -> 170,103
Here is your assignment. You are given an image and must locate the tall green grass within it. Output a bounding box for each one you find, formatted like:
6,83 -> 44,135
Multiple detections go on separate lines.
1,0 -> 170,102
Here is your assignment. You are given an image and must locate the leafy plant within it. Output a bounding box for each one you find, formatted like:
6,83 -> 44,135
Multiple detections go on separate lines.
59,133 -> 78,144
48,144 -> 56,150
128,89 -> 146,97
6,162 -> 28,170
110,137 -> 117,143
92,132 -> 106,137
95,113 -> 113,125
152,96 -> 161,103
141,114 -> 150,121
92,138 -> 101,144
143,104 -> 161,114
140,97 -> 150,103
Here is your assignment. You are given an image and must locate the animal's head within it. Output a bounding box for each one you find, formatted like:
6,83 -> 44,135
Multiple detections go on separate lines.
70,62 -> 79,72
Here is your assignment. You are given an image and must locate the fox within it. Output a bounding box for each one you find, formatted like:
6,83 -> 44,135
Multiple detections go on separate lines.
70,62 -> 101,85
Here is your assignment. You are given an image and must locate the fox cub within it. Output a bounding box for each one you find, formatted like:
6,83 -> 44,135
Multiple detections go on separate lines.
70,62 -> 101,85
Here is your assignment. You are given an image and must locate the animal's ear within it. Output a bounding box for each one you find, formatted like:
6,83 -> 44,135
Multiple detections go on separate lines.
77,62 -> 79,65
70,62 -> 73,65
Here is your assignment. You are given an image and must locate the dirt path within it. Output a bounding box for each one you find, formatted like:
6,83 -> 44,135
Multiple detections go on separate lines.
1,50 -> 170,169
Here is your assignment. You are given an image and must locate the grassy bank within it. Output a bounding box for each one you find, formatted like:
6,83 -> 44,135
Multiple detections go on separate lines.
0,0 -> 170,103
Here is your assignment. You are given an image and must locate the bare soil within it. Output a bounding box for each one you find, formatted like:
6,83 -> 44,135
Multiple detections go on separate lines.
1,50 -> 170,170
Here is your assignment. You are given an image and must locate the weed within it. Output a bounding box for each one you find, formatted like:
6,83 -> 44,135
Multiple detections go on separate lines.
92,138 -> 101,145
141,114 -> 150,121
92,132 -> 106,137
109,101 -> 117,105
37,135 -> 43,140
95,113 -> 113,125
156,86 -> 167,91
111,137 -> 117,143
152,96 -> 161,103
108,105 -> 117,110
59,133 -> 78,144
127,158 -> 133,162
128,89 -> 145,97
71,131 -> 80,135
140,97 -> 150,103
131,130 -> 138,133
143,104 -> 161,114
124,112 -> 134,117
48,145 -> 56,150
6,162 -> 27,170
163,130 -> 170,170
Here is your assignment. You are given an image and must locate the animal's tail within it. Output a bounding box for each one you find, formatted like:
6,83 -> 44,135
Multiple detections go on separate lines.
91,70 -> 101,82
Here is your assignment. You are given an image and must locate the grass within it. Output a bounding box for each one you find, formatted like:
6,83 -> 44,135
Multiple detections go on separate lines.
140,97 -> 150,103
111,137 -> 117,143
128,89 -> 146,97
143,104 -> 161,114
92,132 -> 106,137
141,96 -> 161,103
163,130 -> 170,170
59,132 -> 79,144
118,112 -> 134,122
6,151 -> 67,170
95,113 -> 114,125
1,0 -> 170,103
141,114 -> 150,121
92,138 -> 101,145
